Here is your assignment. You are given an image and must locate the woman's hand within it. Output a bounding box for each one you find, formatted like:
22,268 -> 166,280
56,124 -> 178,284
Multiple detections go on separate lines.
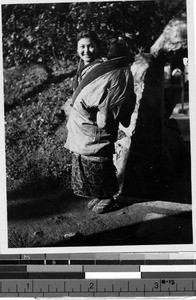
96,111 -> 107,128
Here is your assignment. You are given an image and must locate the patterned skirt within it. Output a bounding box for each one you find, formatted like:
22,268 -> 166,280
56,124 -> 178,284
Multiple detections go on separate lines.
71,153 -> 119,199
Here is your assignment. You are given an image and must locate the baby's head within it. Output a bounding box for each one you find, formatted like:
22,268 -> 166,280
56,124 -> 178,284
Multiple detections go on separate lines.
107,37 -> 129,59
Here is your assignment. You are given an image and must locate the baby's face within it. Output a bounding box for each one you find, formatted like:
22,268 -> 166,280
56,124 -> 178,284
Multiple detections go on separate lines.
77,38 -> 98,65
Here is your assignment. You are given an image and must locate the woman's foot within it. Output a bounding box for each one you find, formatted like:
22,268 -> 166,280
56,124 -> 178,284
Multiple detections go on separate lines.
87,198 -> 101,209
92,198 -> 114,214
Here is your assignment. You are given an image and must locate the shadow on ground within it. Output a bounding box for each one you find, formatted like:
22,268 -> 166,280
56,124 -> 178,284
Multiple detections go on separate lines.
44,211 -> 192,247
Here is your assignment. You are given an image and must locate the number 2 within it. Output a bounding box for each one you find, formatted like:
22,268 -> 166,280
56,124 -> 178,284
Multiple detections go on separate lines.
89,282 -> 94,289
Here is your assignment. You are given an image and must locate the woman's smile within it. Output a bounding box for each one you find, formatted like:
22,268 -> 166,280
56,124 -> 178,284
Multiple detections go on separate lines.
77,37 -> 98,65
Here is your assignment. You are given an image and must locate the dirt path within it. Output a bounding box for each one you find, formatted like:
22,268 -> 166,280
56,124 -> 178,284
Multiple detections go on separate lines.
7,171 -> 192,248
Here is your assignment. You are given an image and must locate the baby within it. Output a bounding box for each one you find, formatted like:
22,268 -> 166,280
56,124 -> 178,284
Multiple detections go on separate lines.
96,37 -> 131,129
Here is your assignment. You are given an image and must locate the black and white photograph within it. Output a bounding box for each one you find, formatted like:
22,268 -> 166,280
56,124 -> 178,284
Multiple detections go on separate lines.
0,0 -> 195,252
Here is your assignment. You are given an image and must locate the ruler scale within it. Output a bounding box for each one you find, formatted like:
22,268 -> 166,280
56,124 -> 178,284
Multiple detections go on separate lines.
1,279 -> 196,297
0,253 -> 196,297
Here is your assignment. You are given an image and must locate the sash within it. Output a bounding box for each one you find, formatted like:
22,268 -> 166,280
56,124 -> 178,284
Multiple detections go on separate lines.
72,56 -> 130,104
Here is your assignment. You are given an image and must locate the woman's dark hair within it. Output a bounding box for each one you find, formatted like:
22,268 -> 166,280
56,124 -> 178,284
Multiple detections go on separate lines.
77,30 -> 101,54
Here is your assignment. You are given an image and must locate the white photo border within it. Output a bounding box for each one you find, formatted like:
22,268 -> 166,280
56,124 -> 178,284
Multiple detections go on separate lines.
0,0 -> 195,254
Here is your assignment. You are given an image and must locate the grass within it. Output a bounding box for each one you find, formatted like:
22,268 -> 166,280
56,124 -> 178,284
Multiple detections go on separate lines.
5,61 -> 75,197
4,60 -> 80,247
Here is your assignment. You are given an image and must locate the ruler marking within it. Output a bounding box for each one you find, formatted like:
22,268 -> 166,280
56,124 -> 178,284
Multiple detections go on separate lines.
3,255 -> 196,296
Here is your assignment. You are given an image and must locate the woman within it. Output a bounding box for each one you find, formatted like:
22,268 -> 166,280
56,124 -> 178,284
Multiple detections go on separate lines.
73,31 -> 107,94
65,32 -> 136,214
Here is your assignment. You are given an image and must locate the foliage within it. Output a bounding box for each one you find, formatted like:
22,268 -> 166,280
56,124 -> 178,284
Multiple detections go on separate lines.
2,1 -> 187,68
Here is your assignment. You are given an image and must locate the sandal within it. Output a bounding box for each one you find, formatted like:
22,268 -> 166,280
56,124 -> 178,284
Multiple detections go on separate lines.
92,199 -> 114,214
87,198 -> 101,209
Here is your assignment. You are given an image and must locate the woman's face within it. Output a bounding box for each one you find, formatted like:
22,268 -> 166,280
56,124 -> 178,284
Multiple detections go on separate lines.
77,37 -> 98,65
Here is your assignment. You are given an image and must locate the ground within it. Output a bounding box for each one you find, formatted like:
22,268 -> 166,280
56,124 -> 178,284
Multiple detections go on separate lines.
7,155 -> 192,248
